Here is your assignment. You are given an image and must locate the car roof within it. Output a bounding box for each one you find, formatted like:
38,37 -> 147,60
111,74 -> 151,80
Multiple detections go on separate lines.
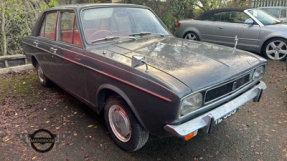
196,7 -> 251,20
44,3 -> 150,12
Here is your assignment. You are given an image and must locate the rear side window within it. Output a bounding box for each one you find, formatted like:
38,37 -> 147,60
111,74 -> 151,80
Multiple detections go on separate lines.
39,12 -> 58,40
207,12 -> 225,21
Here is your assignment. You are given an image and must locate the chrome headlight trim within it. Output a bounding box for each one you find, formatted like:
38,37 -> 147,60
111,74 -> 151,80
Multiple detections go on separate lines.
253,66 -> 265,80
179,93 -> 203,116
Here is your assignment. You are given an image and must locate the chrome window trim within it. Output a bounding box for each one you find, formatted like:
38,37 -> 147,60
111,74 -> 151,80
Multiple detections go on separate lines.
204,72 -> 252,104
244,9 -> 265,27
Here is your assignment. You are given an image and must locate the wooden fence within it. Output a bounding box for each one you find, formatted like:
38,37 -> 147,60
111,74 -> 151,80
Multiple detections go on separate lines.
251,0 -> 287,7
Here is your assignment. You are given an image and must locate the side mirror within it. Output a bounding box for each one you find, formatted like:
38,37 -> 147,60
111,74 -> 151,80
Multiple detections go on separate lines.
132,55 -> 149,73
244,19 -> 254,25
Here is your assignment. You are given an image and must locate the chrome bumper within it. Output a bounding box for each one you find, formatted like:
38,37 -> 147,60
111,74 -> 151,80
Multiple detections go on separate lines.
164,81 -> 267,137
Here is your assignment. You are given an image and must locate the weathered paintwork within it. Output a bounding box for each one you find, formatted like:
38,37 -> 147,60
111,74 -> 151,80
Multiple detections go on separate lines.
23,4 -> 267,135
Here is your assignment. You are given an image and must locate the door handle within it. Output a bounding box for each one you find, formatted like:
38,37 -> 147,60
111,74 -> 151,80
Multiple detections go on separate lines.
33,41 -> 39,47
50,47 -> 57,54
218,27 -> 223,29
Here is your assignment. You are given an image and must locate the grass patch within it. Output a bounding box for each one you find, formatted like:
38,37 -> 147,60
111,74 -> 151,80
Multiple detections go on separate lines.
0,72 -> 38,101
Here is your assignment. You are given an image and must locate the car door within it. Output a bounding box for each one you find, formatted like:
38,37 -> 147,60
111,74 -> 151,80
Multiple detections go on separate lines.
36,12 -> 59,80
213,11 -> 260,51
198,12 -> 221,43
53,11 -> 88,99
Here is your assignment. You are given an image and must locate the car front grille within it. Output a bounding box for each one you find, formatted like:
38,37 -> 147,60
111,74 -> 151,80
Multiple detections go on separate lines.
205,73 -> 251,103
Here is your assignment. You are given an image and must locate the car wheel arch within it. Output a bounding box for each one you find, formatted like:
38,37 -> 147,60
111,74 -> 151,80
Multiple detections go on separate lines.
31,55 -> 38,68
261,37 -> 287,53
183,31 -> 200,40
96,84 -> 148,130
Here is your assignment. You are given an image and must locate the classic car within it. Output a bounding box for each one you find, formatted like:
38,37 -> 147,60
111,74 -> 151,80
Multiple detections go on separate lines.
176,7 -> 287,61
23,4 -> 267,152
260,7 -> 287,24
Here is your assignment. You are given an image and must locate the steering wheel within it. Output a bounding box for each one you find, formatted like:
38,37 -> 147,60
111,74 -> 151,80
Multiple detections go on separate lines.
88,30 -> 113,43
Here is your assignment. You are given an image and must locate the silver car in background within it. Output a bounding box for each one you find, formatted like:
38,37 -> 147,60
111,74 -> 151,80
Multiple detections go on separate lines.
176,8 -> 287,60
260,7 -> 287,23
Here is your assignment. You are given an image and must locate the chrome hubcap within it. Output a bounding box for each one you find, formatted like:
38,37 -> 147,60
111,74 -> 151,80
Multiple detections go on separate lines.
266,40 -> 287,60
37,66 -> 44,83
108,105 -> 131,142
184,33 -> 198,41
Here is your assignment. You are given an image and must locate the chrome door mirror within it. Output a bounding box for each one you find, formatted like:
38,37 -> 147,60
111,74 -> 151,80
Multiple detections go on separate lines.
131,55 -> 149,73
244,19 -> 254,25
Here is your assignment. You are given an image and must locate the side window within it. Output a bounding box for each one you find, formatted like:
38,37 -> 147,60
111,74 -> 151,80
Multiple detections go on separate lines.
229,11 -> 250,23
73,20 -> 82,46
281,9 -> 286,18
39,12 -> 57,39
220,12 -> 232,22
60,12 -> 75,43
209,12 -> 224,21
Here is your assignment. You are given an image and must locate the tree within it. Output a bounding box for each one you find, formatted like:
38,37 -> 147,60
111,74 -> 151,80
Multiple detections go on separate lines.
0,0 -> 7,56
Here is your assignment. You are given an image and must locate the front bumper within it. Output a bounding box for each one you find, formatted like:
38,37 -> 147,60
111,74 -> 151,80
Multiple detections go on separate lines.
164,81 -> 267,138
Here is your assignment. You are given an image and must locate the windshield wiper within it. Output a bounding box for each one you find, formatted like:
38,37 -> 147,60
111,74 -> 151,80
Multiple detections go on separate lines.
129,32 -> 152,37
129,32 -> 166,38
91,36 -> 120,44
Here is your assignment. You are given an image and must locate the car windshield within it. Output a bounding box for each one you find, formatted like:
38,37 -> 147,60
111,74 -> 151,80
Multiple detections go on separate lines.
247,9 -> 281,25
260,8 -> 280,18
81,7 -> 170,44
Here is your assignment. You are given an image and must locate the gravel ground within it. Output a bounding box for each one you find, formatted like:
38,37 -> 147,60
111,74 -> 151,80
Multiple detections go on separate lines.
0,60 -> 286,161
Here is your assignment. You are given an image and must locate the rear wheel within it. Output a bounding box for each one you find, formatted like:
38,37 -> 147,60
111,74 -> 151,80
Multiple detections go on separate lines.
36,63 -> 52,87
263,38 -> 287,61
184,32 -> 199,41
104,95 -> 149,152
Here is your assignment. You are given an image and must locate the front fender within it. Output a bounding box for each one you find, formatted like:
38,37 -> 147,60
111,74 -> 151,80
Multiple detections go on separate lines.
96,84 -> 147,130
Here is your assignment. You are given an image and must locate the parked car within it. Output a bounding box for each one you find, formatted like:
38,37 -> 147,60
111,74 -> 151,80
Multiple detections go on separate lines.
260,7 -> 287,23
176,7 -> 287,61
23,4 -> 267,152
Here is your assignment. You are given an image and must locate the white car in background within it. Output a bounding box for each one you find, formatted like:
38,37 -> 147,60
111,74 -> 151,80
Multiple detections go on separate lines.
260,7 -> 287,23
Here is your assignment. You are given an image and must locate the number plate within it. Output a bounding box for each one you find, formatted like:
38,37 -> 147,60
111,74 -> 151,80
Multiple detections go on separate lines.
214,109 -> 238,125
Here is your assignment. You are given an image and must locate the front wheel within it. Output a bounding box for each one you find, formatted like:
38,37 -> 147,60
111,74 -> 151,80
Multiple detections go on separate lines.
263,38 -> 287,61
104,95 -> 149,152
184,32 -> 199,41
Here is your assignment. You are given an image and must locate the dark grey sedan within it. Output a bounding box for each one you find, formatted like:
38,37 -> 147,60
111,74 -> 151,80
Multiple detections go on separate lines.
176,7 -> 287,61
23,4 -> 267,152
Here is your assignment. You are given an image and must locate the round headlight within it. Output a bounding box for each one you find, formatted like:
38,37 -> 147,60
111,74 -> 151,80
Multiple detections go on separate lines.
180,93 -> 202,116
253,66 -> 265,80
